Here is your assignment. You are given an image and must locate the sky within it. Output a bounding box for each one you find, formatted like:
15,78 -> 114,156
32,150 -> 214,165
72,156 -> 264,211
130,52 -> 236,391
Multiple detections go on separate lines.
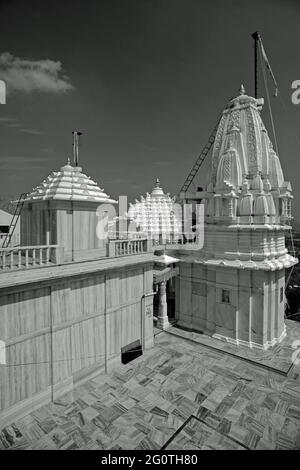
0,0 -> 300,218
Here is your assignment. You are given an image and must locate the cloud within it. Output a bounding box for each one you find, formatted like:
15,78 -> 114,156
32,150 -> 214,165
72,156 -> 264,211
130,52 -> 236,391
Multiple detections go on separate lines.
0,116 -> 43,135
19,128 -> 44,135
5,122 -> 21,128
0,116 -> 15,122
0,52 -> 74,94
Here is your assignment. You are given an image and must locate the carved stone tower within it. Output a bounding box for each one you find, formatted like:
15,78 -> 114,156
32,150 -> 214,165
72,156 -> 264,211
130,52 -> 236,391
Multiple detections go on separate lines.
176,86 -> 298,349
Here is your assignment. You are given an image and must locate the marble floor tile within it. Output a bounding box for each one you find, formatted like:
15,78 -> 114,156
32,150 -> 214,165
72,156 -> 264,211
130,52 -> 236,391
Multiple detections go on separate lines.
1,328 -> 300,450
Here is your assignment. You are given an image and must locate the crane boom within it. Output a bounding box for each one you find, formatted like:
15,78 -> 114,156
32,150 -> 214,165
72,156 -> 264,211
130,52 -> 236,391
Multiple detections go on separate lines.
178,117 -> 220,195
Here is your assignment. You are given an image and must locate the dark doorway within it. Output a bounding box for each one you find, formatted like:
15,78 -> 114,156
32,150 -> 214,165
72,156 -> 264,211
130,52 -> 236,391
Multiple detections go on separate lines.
167,279 -> 175,320
121,340 -> 143,365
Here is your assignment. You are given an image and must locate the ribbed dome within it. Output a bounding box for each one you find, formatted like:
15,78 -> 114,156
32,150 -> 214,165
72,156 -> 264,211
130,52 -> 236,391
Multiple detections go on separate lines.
250,173 -> 264,191
127,178 -> 181,238
269,150 -> 284,188
25,160 -> 117,203
238,194 -> 253,216
265,193 -> 276,215
253,194 -> 269,216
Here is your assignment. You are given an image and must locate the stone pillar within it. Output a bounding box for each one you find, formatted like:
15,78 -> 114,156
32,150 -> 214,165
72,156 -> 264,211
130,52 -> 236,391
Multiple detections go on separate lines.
157,280 -> 170,329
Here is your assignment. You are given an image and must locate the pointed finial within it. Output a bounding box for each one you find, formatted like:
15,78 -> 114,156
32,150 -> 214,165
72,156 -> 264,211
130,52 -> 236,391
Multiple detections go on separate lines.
67,157 -> 71,165
155,177 -> 160,187
239,84 -> 245,95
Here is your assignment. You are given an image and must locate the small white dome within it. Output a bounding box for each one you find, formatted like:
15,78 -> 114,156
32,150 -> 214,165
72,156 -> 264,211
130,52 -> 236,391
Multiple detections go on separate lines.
128,178 -> 181,237
269,150 -> 284,188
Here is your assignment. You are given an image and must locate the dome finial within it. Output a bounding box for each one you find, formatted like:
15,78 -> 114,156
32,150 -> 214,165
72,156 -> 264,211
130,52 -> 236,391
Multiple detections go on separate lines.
67,157 -> 71,165
239,84 -> 245,95
151,177 -> 164,197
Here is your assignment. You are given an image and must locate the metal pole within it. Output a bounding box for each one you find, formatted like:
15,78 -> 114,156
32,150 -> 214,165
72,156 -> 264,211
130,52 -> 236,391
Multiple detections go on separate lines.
75,133 -> 78,167
72,131 -> 76,166
251,32 -> 259,98
72,131 -> 82,167
49,285 -> 54,402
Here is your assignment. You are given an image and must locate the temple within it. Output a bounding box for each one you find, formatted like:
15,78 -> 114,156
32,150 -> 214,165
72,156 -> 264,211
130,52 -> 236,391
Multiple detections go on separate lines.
21,160 -> 117,261
175,86 -> 298,349
0,87 -> 299,449
0,160 -> 154,426
127,178 -> 181,244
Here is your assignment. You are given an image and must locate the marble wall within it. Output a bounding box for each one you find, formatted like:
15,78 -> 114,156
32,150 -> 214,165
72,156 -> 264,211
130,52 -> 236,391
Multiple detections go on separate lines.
0,262 -> 154,424
175,260 -> 286,350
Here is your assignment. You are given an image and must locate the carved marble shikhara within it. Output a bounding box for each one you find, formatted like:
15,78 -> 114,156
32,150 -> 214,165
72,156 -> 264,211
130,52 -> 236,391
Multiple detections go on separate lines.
176,86 -> 298,350
127,178 -> 181,243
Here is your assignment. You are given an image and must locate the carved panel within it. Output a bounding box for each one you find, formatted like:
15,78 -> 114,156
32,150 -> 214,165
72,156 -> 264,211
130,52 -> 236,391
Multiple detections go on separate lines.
211,114 -> 227,184
228,110 -> 240,130
246,108 -> 257,166
223,155 -> 231,181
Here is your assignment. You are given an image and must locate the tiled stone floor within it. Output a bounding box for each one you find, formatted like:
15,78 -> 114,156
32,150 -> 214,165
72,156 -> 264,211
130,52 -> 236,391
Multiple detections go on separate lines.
167,319 -> 300,375
1,330 -> 300,450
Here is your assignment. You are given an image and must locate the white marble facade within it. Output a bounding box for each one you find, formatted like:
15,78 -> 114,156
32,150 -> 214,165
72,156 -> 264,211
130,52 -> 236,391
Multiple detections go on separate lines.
176,86 -> 298,350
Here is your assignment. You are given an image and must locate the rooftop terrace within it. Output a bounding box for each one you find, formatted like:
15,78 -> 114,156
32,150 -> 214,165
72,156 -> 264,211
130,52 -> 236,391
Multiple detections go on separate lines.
1,321 -> 299,450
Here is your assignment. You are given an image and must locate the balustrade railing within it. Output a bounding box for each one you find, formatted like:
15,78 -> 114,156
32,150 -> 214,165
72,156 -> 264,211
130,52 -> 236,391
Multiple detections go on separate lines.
0,245 -> 58,270
107,238 -> 149,257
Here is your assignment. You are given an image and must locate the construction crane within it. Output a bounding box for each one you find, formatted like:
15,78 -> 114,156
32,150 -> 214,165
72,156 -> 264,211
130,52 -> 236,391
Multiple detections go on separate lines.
178,117 -> 221,197
2,193 -> 27,248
